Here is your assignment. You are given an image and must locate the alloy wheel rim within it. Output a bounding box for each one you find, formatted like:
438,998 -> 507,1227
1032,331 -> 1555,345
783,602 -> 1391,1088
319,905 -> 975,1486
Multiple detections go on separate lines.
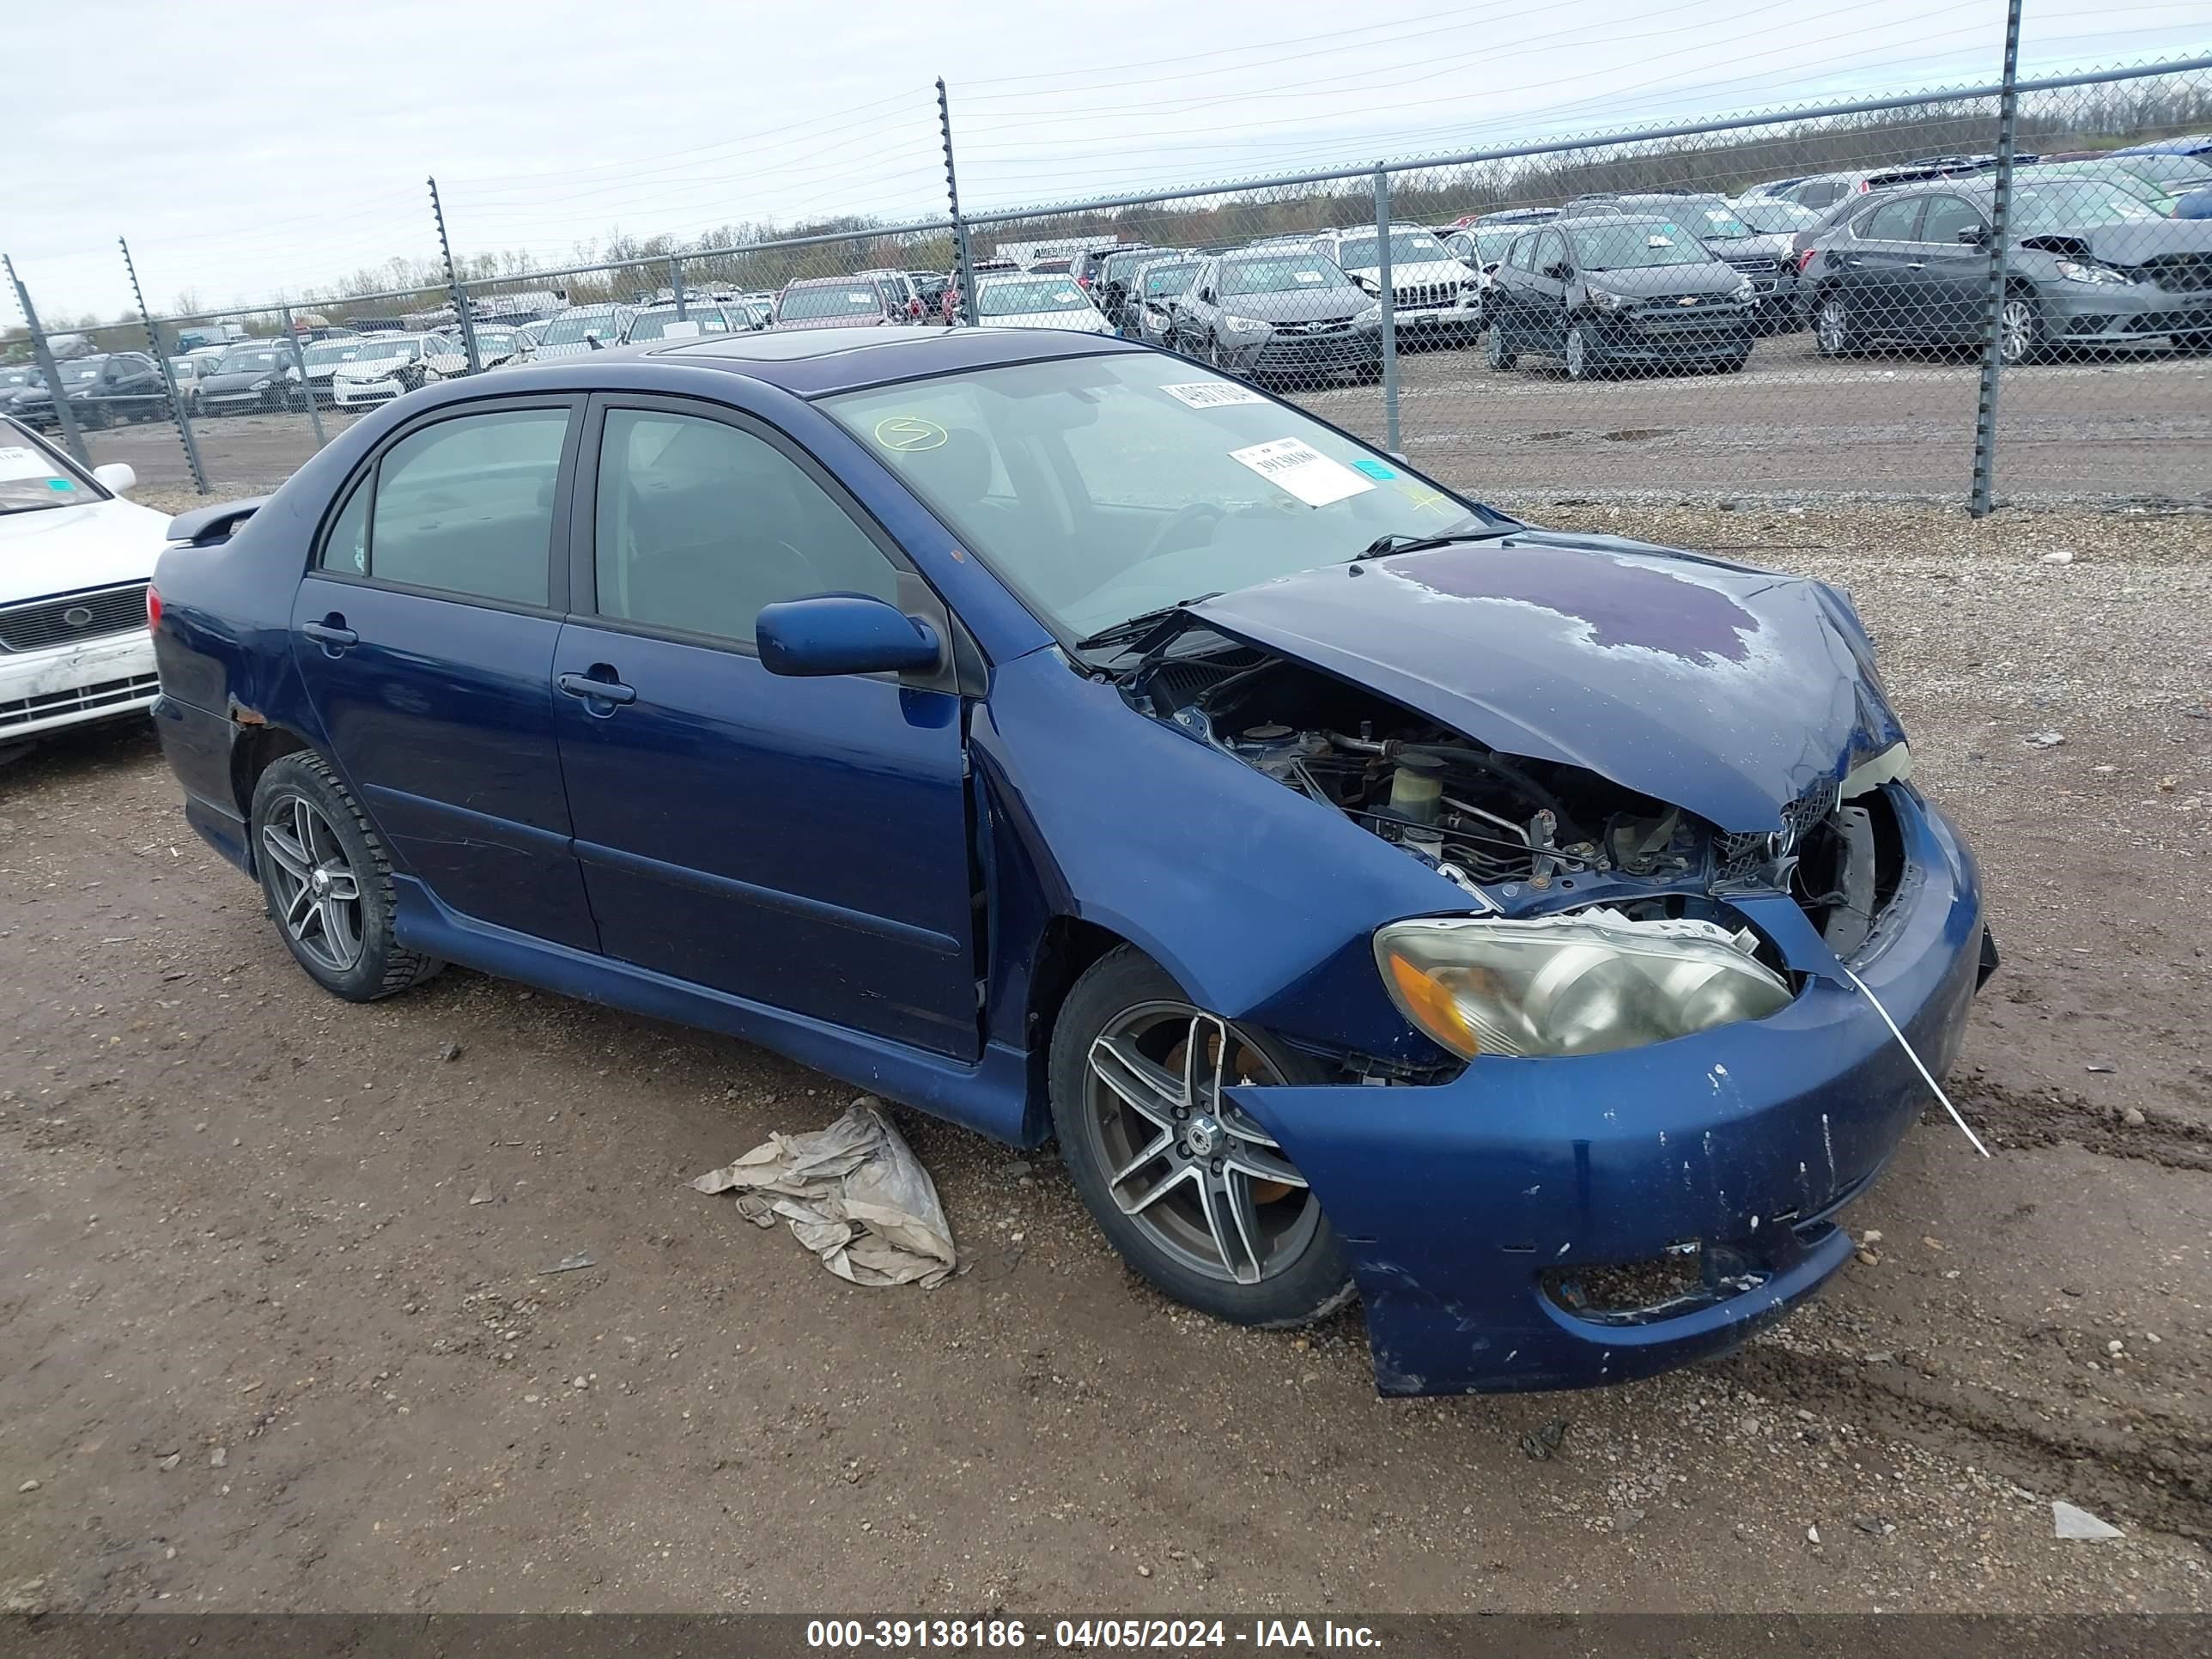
261,793 -> 366,974
2000,300 -> 2034,363
1082,1000 -> 1321,1286
1566,327 -> 1587,377
1819,299 -> 1846,352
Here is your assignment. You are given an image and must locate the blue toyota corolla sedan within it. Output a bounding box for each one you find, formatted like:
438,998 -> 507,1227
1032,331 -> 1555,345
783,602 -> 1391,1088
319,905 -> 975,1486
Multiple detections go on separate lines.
148,326 -> 1993,1395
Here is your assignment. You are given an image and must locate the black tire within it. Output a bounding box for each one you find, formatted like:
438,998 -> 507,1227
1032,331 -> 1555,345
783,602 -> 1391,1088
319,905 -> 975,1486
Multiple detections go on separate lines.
1049,946 -> 1353,1328
1564,322 -> 1601,380
1996,290 -> 2045,367
250,750 -> 443,1001
1486,326 -> 1517,371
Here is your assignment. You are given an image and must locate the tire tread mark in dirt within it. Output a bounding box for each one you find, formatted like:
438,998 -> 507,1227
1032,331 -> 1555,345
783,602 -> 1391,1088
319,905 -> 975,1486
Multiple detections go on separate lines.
1953,1079 -> 2212,1174
1721,1343 -> 2212,1542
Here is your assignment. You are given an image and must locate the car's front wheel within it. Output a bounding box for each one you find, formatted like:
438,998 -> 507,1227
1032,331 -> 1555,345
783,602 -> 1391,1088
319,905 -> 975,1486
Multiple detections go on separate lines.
1996,292 -> 2045,366
1564,322 -> 1600,380
1486,325 -> 1517,371
1050,947 -> 1353,1328
251,751 -> 443,1001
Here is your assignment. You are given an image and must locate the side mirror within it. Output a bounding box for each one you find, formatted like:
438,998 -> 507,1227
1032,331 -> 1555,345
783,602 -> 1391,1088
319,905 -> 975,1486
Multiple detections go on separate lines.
1957,224 -> 1990,245
757,593 -> 942,678
93,462 -> 137,494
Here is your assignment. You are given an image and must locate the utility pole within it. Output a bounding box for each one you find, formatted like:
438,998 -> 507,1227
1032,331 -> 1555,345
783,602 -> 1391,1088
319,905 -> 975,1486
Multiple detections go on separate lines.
1969,0 -> 2024,517
5,253 -> 91,468
427,175 -> 483,374
938,77 -> 979,327
118,236 -> 209,494
1373,165 -> 1401,453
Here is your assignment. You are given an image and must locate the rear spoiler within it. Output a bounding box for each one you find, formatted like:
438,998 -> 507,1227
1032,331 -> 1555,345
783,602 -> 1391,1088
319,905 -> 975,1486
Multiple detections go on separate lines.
166,496 -> 268,546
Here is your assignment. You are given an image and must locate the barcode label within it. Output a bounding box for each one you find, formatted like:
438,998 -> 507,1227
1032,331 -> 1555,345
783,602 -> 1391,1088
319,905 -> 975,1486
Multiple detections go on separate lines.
1160,380 -> 1266,409
1226,438 -> 1376,507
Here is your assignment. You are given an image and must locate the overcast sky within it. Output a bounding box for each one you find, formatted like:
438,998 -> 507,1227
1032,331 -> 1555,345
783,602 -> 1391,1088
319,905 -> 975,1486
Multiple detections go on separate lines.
6,0 -> 2206,320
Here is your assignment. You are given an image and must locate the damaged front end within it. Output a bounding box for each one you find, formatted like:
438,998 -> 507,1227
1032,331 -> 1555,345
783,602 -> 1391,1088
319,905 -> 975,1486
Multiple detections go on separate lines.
1088,538 -> 1990,1393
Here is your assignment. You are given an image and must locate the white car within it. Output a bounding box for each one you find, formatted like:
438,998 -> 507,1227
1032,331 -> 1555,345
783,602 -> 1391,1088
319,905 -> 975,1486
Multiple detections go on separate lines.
969,273 -> 1115,333
328,335 -> 443,410
0,418 -> 167,748
1302,225 -> 1483,343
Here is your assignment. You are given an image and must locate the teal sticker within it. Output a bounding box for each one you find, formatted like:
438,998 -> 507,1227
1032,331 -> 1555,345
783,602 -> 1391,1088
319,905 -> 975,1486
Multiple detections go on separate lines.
1352,458 -> 1396,479
46,477 -> 72,490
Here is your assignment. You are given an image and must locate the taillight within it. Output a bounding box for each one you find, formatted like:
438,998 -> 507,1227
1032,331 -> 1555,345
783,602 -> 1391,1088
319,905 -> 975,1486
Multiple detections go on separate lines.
1797,248 -> 1818,273
146,586 -> 162,631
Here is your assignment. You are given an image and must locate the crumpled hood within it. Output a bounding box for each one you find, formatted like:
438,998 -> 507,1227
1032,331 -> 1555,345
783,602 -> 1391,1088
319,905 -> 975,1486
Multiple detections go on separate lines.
1187,534 -> 1905,835
2024,216 -> 2212,264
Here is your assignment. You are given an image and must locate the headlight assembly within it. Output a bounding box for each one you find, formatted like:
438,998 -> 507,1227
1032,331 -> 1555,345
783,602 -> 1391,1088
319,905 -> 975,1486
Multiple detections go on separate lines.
2052,258 -> 2131,286
1221,313 -> 1271,336
1583,285 -> 1630,312
1375,908 -> 1792,1060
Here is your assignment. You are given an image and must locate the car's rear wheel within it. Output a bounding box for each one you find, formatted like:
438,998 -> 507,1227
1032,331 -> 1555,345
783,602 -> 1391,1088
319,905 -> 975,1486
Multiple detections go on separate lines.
251,751 -> 443,1002
1051,947 -> 1352,1328
1814,292 -> 1858,356
1486,326 -> 1516,370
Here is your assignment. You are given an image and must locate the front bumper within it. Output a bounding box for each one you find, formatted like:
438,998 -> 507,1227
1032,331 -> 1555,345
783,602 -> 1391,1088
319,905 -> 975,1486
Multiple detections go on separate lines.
332,377 -> 404,407
1392,301 -> 1484,337
1,629 -> 159,740
1585,310 -> 1754,362
2044,279 -> 2212,343
1224,326 -> 1383,376
1231,786 -> 1987,1395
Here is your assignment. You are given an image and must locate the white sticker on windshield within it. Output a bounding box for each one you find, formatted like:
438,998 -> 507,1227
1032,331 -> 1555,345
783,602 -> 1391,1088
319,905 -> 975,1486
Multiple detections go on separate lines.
661,320 -> 702,338
0,446 -> 59,482
1228,438 -> 1376,507
1647,234 -> 1676,247
848,293 -> 874,305
1293,270 -> 1325,283
1054,289 -> 1082,304
1160,380 -> 1266,409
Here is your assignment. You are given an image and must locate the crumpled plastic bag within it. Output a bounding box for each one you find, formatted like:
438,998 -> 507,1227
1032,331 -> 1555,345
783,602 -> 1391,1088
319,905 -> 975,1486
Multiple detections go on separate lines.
691,1097 -> 957,1288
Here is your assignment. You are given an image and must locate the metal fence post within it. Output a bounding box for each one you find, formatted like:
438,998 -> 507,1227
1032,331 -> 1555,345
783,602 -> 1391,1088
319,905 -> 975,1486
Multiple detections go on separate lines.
428,175 -> 483,374
670,255 -> 687,321
938,77 -> 979,327
5,253 -> 92,469
118,236 -> 209,494
1373,166 -> 1401,453
1970,0 -> 2025,517
281,305 -> 326,450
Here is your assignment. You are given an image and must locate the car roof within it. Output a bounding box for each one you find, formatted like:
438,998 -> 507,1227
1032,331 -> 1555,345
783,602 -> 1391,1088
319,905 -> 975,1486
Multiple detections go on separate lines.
639,324 -> 1137,395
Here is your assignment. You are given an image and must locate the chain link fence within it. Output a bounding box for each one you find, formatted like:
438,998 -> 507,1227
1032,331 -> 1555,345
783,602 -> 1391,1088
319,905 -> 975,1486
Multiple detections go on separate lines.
6,54 -> 2207,510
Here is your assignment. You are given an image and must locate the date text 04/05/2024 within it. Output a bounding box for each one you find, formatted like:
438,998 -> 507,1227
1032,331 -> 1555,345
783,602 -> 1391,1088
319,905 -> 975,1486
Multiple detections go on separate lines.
805,1620 -> 1382,1650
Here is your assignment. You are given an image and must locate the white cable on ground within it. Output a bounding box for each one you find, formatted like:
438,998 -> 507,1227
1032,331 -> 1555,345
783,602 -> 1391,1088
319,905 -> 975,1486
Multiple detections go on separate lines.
1840,963 -> 1990,1158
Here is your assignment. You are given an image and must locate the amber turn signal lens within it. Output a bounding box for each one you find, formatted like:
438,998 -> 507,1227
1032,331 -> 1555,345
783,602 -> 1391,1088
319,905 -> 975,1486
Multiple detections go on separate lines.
1383,949 -> 1480,1059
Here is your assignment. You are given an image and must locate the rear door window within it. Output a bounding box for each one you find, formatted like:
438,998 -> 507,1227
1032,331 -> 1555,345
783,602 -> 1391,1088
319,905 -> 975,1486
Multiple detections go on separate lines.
1863,198 -> 1926,242
323,407 -> 570,606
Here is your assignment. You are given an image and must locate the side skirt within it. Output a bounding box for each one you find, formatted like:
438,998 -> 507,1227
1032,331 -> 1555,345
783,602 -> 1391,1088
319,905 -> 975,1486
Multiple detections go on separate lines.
390,876 -> 1041,1146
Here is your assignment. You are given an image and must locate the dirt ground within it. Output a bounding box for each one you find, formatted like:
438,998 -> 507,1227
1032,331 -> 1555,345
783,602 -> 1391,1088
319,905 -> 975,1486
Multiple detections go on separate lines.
1,501 -> 2208,1616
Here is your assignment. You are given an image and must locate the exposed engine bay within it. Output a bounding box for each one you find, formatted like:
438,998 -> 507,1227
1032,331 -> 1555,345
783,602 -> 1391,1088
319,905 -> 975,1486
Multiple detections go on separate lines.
1127,630 -> 1902,956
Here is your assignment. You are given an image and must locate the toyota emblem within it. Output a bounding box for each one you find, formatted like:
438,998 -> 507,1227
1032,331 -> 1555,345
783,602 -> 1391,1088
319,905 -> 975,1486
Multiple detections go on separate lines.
62,605 -> 95,629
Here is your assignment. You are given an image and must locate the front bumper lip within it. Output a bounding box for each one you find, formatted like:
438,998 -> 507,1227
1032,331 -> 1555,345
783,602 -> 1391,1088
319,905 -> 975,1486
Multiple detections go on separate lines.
2044,279 -> 2212,337
1229,785 -> 1986,1395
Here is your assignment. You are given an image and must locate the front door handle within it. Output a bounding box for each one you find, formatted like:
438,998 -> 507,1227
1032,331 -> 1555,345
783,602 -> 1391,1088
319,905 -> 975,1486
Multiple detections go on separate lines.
301,617 -> 357,655
557,671 -> 637,708
1904,262 -> 1925,270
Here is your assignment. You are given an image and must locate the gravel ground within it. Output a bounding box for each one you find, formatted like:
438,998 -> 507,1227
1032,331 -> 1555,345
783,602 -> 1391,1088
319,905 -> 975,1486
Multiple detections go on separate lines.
1,500 -> 2207,1616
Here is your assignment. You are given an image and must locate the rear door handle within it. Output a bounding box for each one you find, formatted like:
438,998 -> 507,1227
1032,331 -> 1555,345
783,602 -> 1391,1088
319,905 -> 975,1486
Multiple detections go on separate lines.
557,671 -> 637,708
301,617 -> 357,653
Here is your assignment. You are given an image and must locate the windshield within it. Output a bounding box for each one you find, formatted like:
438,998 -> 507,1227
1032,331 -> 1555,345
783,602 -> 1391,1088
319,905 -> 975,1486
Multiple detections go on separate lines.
306,340 -> 376,367
778,284 -> 883,320
821,353 -> 1494,642
346,338 -> 420,363
1680,204 -> 1755,239
1141,264 -> 1200,297
1732,198 -> 1821,233
2,368 -> 37,389
1335,230 -> 1450,269
2121,154 -> 2212,186
1219,257 -> 1353,296
2014,183 -> 2167,230
1568,221 -> 1713,269
540,312 -> 622,344
976,279 -> 1090,316
216,347 -> 283,374
628,308 -> 731,340
0,426 -> 102,514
